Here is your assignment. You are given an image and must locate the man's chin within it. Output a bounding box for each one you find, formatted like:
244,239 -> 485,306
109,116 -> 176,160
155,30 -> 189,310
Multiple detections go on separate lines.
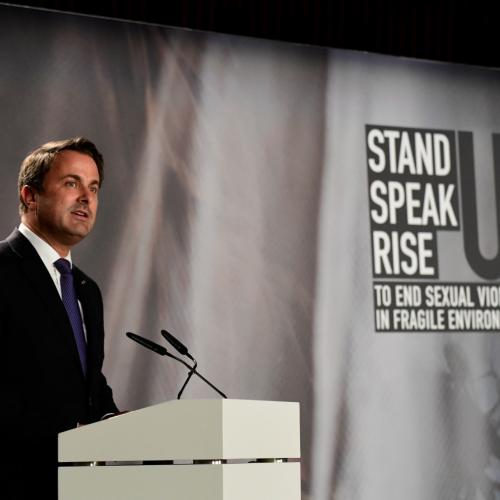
64,225 -> 93,243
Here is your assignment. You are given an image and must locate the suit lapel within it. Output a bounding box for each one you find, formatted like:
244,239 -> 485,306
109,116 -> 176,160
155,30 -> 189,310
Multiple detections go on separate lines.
73,268 -> 96,331
7,229 -> 85,377
73,266 -> 101,378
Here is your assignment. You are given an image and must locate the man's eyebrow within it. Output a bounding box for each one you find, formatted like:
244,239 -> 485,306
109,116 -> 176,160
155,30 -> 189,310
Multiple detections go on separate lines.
61,174 -> 100,185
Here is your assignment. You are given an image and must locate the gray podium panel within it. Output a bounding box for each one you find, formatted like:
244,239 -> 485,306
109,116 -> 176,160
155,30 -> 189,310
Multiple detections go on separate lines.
59,462 -> 300,500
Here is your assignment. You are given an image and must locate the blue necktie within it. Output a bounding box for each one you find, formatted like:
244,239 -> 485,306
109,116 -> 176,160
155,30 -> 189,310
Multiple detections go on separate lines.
54,258 -> 87,376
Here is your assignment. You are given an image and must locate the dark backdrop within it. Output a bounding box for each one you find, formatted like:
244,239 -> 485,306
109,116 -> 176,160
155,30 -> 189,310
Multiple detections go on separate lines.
6,0 -> 499,68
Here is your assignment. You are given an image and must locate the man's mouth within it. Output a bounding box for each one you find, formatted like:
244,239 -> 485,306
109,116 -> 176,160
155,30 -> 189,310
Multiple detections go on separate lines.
71,210 -> 89,219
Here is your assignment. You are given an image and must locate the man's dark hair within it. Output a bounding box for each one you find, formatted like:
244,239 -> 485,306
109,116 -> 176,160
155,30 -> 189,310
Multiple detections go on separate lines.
18,137 -> 104,214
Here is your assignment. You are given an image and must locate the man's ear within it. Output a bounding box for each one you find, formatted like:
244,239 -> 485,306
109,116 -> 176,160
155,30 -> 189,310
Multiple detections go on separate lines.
20,185 -> 37,211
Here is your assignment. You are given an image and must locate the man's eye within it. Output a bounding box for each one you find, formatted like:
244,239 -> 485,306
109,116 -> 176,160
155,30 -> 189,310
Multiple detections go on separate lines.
66,181 -> 77,188
90,187 -> 99,194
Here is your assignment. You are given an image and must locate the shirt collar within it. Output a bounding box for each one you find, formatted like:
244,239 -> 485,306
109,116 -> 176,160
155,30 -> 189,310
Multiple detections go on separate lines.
18,222 -> 73,269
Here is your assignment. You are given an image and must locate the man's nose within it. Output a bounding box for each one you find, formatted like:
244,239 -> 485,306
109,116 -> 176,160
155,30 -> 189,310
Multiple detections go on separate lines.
77,187 -> 90,203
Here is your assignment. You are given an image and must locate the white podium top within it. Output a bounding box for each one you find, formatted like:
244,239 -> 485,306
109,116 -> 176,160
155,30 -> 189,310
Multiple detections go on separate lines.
59,399 -> 300,462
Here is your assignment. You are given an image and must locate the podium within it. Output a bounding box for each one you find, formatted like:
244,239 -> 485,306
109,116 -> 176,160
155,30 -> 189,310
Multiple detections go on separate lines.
58,399 -> 300,499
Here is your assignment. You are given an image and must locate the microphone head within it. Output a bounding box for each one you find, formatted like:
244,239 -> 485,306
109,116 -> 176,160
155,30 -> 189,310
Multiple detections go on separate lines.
161,329 -> 189,356
126,331 -> 167,356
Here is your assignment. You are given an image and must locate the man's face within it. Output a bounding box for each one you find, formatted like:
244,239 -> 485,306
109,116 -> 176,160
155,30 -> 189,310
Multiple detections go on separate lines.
24,150 -> 100,253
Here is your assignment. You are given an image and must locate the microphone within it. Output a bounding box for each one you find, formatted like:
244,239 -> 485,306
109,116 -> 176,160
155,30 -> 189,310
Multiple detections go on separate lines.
161,329 -> 194,361
126,331 -> 168,356
160,329 -> 227,399
126,331 -> 227,399
126,332 -> 191,369
161,329 -> 197,399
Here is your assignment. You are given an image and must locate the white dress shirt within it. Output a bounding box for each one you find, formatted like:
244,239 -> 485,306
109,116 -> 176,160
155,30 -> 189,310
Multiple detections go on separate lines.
19,222 -> 73,298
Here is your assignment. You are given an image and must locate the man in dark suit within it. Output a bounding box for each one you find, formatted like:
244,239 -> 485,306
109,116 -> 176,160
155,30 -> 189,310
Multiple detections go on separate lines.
2,138 -> 118,498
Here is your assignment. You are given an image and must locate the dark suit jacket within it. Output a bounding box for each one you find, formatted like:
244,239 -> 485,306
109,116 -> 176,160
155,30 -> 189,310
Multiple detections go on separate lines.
1,229 -> 118,498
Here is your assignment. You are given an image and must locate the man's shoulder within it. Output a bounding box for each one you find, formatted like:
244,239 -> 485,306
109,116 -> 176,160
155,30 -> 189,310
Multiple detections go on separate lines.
0,231 -> 19,261
0,228 -> 35,260
0,232 -> 26,284
0,238 -> 11,253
